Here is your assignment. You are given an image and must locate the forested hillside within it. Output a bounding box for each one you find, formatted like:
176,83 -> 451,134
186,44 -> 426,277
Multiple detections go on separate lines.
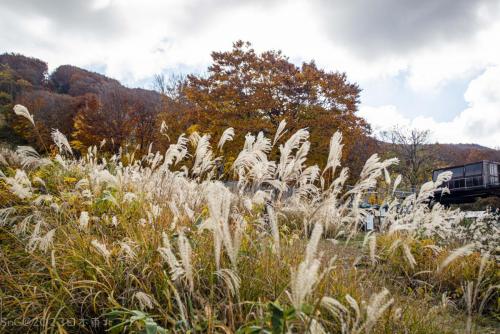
0,53 -> 161,153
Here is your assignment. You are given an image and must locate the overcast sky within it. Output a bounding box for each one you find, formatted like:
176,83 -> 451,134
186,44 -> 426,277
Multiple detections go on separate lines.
1,0 -> 499,147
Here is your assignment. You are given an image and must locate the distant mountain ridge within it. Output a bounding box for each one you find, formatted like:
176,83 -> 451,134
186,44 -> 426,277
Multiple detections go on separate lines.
376,139 -> 500,169
432,143 -> 500,166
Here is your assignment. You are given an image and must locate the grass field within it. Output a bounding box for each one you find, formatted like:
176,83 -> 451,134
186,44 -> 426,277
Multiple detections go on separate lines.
0,106 -> 498,333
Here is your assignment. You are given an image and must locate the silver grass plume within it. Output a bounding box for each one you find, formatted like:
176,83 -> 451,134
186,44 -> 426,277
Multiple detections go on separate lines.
437,243 -> 475,273
122,192 -> 137,203
402,243 -> 417,269
215,268 -> 241,297
305,222 -> 323,264
75,178 -> 89,190
118,240 -> 137,260
0,152 -> 8,166
178,230 -> 194,292
26,220 -> 42,252
200,182 -> 240,269
320,296 -> 350,326
233,132 -> 276,192
253,131 -> 272,154
273,119 -> 288,146
91,239 -> 111,261
0,207 -> 17,227
355,154 -> 399,193
159,121 -> 170,140
51,250 -> 56,268
295,165 -> 321,199
158,232 -> 194,290
365,288 -> 394,332
163,134 -> 189,168
133,291 -> 155,310
16,146 -> 51,169
51,129 -> 73,155
79,211 -> 89,230
417,171 -> 452,204
392,174 -> 402,195
13,104 -> 35,126
290,223 -> 323,309
322,289 -> 393,334
158,232 -> 183,280
309,319 -> 327,334
323,131 -> 343,177
383,168 -> 391,185
345,294 -> 361,330
266,205 -> 280,256
217,127 -> 235,151
192,134 -> 216,177
38,229 -> 56,252
1,169 -> 32,199
277,128 -> 309,183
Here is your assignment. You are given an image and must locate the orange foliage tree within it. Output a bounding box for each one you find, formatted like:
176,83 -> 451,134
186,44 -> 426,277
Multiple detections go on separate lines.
163,41 -> 372,175
71,78 -> 162,153
72,91 -> 135,152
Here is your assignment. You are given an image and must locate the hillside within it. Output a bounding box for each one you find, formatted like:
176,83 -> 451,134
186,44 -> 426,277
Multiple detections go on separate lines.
432,143 -> 500,166
0,53 -> 163,151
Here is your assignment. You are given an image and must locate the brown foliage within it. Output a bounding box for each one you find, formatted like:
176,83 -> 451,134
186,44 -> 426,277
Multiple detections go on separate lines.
160,41 -> 372,175
50,65 -> 120,96
11,90 -> 87,151
0,53 -> 47,87
72,88 -> 162,152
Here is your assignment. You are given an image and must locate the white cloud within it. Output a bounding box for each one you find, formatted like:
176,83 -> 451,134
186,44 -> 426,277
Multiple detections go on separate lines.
360,66 -> 500,148
358,105 -> 411,131
406,21 -> 500,92
2,0 -> 498,87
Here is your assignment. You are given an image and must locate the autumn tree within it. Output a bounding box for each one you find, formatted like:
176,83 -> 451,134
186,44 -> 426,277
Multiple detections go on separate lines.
72,86 -> 162,153
179,41 -> 370,173
381,126 -> 435,190
72,89 -> 133,151
153,73 -> 200,150
153,73 -> 188,101
128,88 -> 162,149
